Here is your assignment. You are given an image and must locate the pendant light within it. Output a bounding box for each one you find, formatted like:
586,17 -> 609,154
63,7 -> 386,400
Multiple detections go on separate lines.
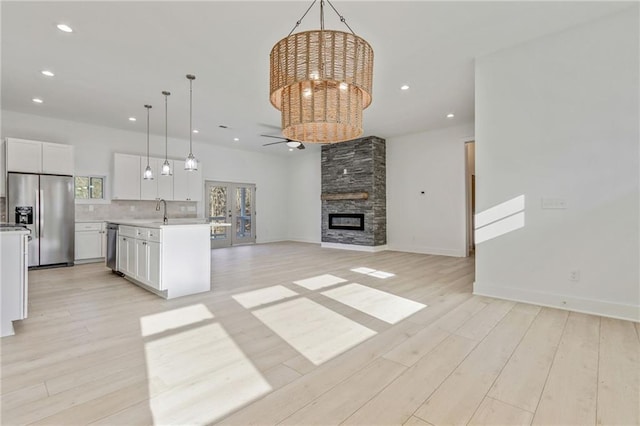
161,91 -> 172,176
184,74 -> 198,171
143,104 -> 153,180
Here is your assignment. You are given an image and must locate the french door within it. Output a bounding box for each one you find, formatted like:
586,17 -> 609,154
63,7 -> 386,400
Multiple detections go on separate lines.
205,181 -> 256,248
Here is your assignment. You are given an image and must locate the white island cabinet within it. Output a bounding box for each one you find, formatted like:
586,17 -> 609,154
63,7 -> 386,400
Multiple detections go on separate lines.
115,221 -> 210,299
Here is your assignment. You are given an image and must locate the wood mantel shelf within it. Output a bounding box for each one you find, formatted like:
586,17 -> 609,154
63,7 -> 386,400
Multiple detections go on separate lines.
321,192 -> 369,201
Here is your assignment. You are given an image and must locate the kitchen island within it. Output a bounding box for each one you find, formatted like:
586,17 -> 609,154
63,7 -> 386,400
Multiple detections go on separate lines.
108,220 -> 210,299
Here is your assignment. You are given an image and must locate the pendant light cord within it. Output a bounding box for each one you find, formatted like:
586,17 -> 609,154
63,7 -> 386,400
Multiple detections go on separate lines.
145,104 -> 152,165
162,91 -> 170,160
188,75 -> 194,155
286,0 -> 355,37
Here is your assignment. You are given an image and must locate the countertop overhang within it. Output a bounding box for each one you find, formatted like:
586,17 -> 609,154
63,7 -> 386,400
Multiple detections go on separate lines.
106,219 -> 210,229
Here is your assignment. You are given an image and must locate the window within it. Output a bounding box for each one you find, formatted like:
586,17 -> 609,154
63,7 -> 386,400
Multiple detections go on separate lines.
75,176 -> 105,200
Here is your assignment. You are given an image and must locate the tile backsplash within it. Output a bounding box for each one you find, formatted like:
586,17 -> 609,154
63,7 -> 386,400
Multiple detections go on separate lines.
1,198 -> 195,223
75,200 -> 198,221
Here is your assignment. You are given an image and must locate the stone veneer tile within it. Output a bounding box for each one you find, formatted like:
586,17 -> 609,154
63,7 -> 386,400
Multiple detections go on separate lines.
321,136 -> 386,246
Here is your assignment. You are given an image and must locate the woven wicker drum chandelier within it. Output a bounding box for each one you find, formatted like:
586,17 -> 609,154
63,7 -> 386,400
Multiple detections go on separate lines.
269,0 -> 373,144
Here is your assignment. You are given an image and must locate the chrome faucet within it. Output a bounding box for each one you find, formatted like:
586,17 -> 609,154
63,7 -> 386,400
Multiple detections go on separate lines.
155,199 -> 168,224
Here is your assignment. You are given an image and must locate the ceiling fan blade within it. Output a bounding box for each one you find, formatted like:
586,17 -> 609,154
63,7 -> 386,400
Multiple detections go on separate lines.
259,123 -> 282,131
260,134 -> 288,140
262,140 -> 287,146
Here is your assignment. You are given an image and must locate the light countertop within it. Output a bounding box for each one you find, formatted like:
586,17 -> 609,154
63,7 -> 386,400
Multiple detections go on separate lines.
106,219 -> 210,229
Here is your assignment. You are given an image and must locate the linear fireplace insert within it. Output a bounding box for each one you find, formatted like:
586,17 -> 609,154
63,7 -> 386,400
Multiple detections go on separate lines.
328,213 -> 365,231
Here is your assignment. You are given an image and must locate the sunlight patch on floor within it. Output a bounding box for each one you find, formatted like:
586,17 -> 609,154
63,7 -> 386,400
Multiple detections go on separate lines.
232,285 -> 299,309
140,304 -> 214,337
351,267 -> 396,279
293,274 -> 348,290
144,322 -> 272,425
322,283 -> 426,324
252,298 -> 376,365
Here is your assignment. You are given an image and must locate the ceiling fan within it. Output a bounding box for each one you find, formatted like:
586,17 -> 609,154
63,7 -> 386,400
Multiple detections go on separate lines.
261,134 -> 305,150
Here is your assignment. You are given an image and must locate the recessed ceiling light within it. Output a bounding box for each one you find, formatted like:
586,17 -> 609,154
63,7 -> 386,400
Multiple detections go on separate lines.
32,98 -> 44,104
56,24 -> 73,33
339,82 -> 348,90
400,85 -> 410,91
233,137 -> 239,142
41,70 -> 55,77
128,117 -> 137,122
446,113 -> 455,118
289,148 -> 294,152
192,129 -> 199,134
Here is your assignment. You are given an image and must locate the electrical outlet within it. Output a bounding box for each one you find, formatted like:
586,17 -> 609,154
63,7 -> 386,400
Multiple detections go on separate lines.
569,270 -> 580,282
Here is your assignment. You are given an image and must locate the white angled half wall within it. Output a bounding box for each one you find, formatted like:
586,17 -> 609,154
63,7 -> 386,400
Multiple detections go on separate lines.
474,8 -> 640,321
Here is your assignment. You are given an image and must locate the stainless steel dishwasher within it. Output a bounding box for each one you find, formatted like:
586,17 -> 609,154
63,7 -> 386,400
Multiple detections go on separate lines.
106,223 -> 120,273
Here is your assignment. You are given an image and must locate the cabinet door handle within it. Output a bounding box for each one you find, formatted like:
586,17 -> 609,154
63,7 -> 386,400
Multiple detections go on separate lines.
122,237 -> 127,241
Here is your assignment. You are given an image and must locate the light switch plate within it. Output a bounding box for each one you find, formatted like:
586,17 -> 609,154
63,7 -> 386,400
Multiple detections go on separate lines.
541,198 -> 567,209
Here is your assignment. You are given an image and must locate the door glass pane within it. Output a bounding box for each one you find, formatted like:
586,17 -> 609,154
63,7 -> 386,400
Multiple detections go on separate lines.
235,187 -> 252,238
209,186 -> 228,240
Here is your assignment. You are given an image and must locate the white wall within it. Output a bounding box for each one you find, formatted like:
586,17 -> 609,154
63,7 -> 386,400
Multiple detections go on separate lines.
474,9 -> 639,321
1,110 -> 292,243
386,123 -> 474,256
287,150 -> 321,243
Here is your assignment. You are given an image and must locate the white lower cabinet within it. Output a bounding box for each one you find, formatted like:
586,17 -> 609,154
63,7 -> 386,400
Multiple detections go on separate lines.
134,238 -> 162,290
75,222 -> 106,262
118,225 -> 164,292
117,234 -> 135,276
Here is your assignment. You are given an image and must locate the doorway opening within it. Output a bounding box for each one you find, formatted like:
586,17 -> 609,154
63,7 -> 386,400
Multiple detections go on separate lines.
465,141 -> 476,257
205,181 -> 256,248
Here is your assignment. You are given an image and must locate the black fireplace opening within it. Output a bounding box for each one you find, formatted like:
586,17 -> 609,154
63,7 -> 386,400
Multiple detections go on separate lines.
328,213 -> 365,231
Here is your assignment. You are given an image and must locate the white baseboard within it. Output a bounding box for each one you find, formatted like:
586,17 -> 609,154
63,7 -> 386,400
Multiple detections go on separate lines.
321,242 -> 388,252
473,282 -> 640,323
286,238 -> 321,244
387,244 -> 466,257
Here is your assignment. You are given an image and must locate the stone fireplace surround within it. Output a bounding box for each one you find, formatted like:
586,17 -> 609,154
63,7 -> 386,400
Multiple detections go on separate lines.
321,136 -> 386,251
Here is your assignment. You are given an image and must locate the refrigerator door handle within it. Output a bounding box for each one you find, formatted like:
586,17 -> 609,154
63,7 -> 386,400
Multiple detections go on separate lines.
34,189 -> 40,238
39,189 -> 44,238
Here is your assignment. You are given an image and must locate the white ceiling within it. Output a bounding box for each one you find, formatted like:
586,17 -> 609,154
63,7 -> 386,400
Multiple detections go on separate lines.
1,1 -> 632,154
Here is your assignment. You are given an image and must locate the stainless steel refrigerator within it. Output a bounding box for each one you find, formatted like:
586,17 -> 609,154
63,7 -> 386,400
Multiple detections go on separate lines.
7,172 -> 74,268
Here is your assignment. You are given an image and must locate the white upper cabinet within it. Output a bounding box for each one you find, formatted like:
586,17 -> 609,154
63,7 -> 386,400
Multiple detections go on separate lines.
173,165 -> 203,202
6,138 -> 43,173
42,142 -> 74,175
140,157 -> 159,200
112,153 -> 141,200
112,153 -> 198,202
6,138 -> 73,175
157,159 -> 174,200
140,157 -> 174,201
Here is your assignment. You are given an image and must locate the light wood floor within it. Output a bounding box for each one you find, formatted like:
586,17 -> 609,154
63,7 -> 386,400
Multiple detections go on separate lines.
1,242 -> 638,425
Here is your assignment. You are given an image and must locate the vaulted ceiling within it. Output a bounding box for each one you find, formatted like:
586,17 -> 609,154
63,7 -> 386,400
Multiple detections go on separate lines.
1,1 -> 631,154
